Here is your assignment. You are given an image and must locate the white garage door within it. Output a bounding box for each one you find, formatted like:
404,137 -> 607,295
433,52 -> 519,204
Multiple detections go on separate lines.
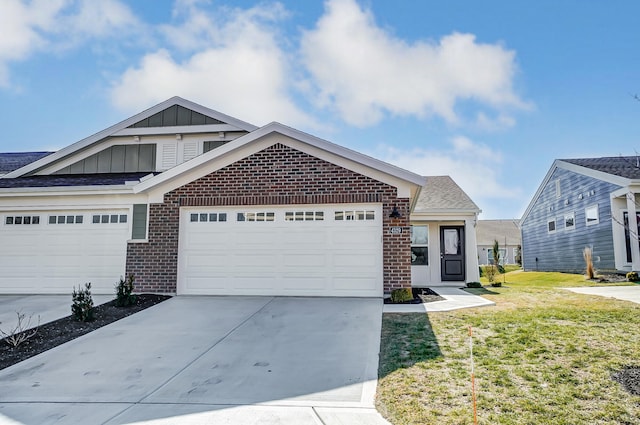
0,210 -> 130,294
178,204 -> 383,297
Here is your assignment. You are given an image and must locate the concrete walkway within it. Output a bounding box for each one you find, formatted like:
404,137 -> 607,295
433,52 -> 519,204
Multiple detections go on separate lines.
563,285 -> 640,304
0,296 -> 390,425
383,287 -> 495,313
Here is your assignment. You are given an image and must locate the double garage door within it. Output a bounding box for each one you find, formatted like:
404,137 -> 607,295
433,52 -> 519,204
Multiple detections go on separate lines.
178,204 -> 383,297
0,210 -> 129,294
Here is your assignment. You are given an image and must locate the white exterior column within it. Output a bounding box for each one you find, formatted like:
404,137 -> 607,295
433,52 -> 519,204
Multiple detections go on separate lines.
465,217 -> 480,282
626,192 -> 640,271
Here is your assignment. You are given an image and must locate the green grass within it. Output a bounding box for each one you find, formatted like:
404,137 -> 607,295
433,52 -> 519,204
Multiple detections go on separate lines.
377,271 -> 640,424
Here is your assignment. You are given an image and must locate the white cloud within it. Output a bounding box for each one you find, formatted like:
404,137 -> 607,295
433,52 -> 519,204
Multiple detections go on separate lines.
110,2 -> 315,128
0,0 -> 141,87
372,136 -> 521,216
300,0 -> 528,127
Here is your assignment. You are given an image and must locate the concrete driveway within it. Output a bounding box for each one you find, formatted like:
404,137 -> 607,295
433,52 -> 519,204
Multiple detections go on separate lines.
564,285 -> 640,304
0,296 -> 389,425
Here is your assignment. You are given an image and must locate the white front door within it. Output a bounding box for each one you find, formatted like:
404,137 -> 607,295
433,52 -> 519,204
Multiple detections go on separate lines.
178,204 -> 383,296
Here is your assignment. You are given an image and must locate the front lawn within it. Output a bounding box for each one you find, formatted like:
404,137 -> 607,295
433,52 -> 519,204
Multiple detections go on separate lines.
377,272 -> 640,424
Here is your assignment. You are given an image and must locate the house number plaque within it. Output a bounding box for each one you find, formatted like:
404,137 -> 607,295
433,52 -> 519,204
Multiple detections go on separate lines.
389,227 -> 403,234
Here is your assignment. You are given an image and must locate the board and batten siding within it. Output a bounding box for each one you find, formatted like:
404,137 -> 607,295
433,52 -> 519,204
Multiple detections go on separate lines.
521,167 -> 621,273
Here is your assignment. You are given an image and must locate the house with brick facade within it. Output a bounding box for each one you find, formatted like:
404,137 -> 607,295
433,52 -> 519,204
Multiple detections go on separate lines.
0,97 -> 480,297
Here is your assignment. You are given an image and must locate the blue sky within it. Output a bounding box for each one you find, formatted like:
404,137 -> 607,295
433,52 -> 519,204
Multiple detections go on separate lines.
1,0 -> 639,219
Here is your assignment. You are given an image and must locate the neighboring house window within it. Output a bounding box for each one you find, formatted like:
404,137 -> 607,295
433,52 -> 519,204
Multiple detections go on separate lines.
237,212 -> 275,222
564,213 -> 575,230
5,216 -> 40,225
334,210 -> 375,221
49,215 -> 83,224
585,205 -> 599,226
411,225 -> 428,266
547,218 -> 557,233
487,248 -> 507,265
132,204 -> 148,239
623,211 -> 640,263
189,212 -> 228,222
284,211 -> 324,221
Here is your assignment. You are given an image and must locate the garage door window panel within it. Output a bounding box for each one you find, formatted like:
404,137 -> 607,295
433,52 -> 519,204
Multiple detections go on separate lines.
285,211 -> 324,221
334,210 -> 375,221
5,215 -> 40,225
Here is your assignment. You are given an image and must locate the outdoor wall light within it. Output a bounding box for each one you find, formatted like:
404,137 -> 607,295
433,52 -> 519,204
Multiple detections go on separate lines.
389,206 -> 402,218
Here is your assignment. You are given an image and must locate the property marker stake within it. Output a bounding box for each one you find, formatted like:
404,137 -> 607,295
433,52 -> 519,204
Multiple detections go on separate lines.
469,326 -> 478,425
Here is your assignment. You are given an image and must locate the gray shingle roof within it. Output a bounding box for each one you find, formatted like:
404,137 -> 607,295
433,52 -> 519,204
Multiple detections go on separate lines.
0,173 -> 155,189
562,156 -> 640,179
0,152 -> 53,173
476,219 -> 521,245
413,176 -> 480,213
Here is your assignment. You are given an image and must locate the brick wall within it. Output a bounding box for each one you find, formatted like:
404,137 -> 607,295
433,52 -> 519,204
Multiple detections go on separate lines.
126,143 -> 411,294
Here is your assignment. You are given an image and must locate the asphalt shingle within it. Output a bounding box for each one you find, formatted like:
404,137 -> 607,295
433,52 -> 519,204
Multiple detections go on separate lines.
562,156 -> 640,179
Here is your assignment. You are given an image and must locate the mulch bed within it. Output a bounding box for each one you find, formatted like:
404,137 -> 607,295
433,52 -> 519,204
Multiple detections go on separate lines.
612,367 -> 640,396
0,294 -> 170,371
383,288 -> 445,304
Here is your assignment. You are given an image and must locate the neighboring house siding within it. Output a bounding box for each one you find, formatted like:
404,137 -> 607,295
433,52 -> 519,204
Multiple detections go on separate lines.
521,168 -> 621,273
126,143 -> 411,294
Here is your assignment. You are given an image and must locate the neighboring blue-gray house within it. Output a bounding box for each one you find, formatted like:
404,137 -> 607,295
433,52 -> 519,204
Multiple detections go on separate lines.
520,157 -> 640,274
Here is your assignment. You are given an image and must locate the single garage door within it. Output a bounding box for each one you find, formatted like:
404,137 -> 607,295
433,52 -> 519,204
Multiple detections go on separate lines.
0,210 -> 130,294
178,204 -> 383,296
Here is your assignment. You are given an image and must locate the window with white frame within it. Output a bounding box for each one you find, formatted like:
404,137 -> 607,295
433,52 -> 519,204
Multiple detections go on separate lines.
92,214 -> 127,224
190,212 -> 228,222
334,210 -> 375,221
49,215 -> 84,224
5,215 -> 40,225
284,211 -> 324,221
410,225 -> 428,265
547,218 -> 557,233
564,212 -> 575,230
585,205 -> 599,226
237,212 -> 275,222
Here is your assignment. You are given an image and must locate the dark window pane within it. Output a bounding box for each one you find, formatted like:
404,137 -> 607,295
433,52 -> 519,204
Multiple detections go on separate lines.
209,213 -> 217,222
101,215 -> 109,223
23,216 -> 31,224
237,213 -> 245,222
119,215 -> 127,223
110,214 -> 118,223
49,216 -> 56,224
32,216 -> 40,224
219,213 -> 227,222
411,247 -> 428,265
58,216 -> 65,224
200,213 -> 208,222
93,215 -> 100,224
67,216 -> 74,224
6,217 -> 13,225
76,215 -> 83,224
15,217 -> 22,224
190,213 -> 198,222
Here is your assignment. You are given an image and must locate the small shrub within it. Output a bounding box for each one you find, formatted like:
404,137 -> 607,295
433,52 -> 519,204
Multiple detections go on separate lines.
466,281 -> 482,288
390,287 -> 414,303
0,311 -> 40,348
627,271 -> 640,282
484,265 -> 497,284
490,281 -> 503,287
72,282 -> 95,322
478,266 -> 484,277
115,274 -> 137,307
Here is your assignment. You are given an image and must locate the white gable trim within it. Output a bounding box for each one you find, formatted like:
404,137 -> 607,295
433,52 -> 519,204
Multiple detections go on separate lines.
134,122 -> 426,198
4,97 -> 257,178
521,159 -> 631,225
